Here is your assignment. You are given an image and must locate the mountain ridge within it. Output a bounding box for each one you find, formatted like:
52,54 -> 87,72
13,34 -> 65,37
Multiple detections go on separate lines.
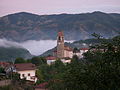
0,11 -> 120,42
0,46 -> 33,62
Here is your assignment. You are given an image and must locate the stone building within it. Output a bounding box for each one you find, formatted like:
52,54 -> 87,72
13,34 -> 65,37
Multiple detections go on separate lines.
54,31 -> 73,59
57,31 -> 65,58
53,31 -> 89,59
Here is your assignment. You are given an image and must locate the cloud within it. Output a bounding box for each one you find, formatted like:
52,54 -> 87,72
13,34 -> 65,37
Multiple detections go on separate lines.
0,39 -> 74,56
0,38 -> 22,48
20,40 -> 57,56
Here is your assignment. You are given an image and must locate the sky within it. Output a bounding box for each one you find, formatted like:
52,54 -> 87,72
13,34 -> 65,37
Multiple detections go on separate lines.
0,0 -> 120,16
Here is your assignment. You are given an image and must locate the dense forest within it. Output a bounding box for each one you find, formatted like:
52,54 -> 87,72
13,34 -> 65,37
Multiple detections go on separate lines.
39,35 -> 120,90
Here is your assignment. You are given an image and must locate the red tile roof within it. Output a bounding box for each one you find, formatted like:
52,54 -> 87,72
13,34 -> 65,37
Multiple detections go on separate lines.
14,63 -> 36,71
58,31 -> 64,36
53,46 -> 73,53
80,48 -> 89,50
64,46 -> 73,51
46,56 -> 56,60
0,62 -> 10,68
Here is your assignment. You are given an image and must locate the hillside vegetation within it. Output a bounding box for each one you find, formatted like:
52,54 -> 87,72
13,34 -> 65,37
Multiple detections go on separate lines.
0,11 -> 120,42
0,47 -> 32,62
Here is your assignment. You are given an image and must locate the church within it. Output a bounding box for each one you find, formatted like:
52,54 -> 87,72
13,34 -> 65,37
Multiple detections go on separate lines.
53,31 -> 74,59
46,31 -> 89,65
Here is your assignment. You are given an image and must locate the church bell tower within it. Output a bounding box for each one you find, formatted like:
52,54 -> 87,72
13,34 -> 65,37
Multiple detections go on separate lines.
57,31 -> 64,58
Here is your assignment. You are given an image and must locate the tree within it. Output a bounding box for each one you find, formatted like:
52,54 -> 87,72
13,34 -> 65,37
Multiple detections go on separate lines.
14,57 -> 26,64
36,69 -> 44,82
11,73 -> 20,84
0,67 -> 4,73
31,57 -> 46,66
50,35 -> 120,90
91,32 -> 102,39
71,55 -> 79,64
50,60 -> 66,79
47,60 -> 66,90
37,64 -> 51,81
73,47 -> 79,53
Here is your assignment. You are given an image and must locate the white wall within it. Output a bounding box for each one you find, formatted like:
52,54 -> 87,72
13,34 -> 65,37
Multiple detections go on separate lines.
61,59 -> 71,64
47,60 -> 56,65
64,50 -> 73,58
80,50 -> 88,58
73,52 -> 81,58
18,70 -> 37,82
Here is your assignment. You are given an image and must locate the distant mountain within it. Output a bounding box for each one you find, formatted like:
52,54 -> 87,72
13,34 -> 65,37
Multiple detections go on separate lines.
40,38 -> 111,56
0,11 -> 120,42
0,47 -> 33,62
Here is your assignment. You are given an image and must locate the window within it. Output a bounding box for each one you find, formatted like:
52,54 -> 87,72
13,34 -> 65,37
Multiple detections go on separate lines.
31,76 -> 35,80
62,37 -> 64,40
22,74 -> 25,77
28,73 -> 30,76
58,36 -> 61,41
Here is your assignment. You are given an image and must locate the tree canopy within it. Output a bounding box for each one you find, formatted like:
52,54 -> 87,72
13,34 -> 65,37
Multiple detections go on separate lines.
47,35 -> 120,90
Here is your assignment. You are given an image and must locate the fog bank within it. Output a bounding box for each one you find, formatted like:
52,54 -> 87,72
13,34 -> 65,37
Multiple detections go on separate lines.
0,38 -> 22,48
0,39 -> 74,56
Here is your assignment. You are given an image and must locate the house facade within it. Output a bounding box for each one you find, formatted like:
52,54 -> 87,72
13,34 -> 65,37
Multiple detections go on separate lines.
46,56 -> 56,65
14,63 -> 37,82
46,56 -> 71,65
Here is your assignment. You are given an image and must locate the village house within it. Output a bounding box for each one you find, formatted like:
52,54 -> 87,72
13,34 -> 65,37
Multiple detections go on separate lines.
14,63 -> 37,82
46,31 -> 89,65
46,56 -> 56,65
61,58 -> 71,64
79,48 -> 89,58
0,62 -> 10,68
46,56 -> 71,65
80,48 -> 89,54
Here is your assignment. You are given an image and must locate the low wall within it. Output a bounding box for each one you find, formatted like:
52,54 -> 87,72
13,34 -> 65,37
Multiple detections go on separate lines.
0,80 -> 11,86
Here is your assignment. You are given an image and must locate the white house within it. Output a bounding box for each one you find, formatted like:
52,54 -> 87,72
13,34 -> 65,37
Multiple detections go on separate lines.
46,56 -> 71,65
14,63 -> 37,82
80,48 -> 89,58
64,46 -> 73,58
46,56 -> 56,65
61,59 -> 71,64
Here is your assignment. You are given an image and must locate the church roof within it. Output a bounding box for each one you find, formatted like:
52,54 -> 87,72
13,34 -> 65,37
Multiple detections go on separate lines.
54,46 -> 73,52
64,46 -> 73,51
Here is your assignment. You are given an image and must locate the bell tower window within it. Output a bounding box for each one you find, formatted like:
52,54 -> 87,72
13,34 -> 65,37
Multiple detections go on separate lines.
58,36 -> 61,41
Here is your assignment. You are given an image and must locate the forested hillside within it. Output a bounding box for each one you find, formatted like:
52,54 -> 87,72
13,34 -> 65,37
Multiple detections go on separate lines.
0,11 -> 120,42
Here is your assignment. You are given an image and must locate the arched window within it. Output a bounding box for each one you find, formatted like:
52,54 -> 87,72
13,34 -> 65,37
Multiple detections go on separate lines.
62,37 -> 64,41
58,36 -> 61,41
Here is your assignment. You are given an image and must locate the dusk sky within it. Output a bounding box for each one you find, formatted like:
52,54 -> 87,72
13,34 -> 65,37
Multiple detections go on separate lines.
0,0 -> 120,16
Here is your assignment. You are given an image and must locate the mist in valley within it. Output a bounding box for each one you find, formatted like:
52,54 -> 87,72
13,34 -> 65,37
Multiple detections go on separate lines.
0,39 -> 74,56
